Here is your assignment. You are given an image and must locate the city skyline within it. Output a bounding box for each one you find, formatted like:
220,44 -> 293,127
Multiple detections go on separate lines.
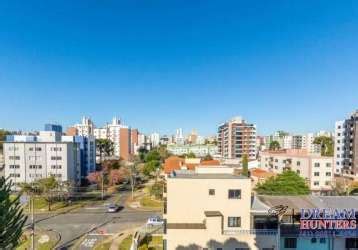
1,1 -> 358,135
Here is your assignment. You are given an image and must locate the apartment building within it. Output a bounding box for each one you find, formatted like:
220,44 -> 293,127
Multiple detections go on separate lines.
4,132 -> 81,186
334,110 -> 358,177
62,135 -> 96,179
73,117 -> 94,136
163,167 -> 278,250
167,144 -> 218,157
217,116 -> 257,160
261,149 -> 333,194
93,117 -> 135,160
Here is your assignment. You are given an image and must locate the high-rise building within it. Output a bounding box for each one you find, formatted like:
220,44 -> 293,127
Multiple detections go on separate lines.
217,116 -> 257,160
334,110 -> 358,176
175,128 -> 184,145
93,117 -> 136,161
150,132 -> 160,147
187,129 -> 198,144
73,117 -> 94,137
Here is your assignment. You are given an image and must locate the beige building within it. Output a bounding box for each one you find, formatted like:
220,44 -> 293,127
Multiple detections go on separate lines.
163,167 -> 277,250
260,149 -> 334,194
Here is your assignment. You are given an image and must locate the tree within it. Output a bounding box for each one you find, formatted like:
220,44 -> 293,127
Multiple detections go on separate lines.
269,141 -> 281,151
109,168 -> 129,186
145,150 -> 161,163
0,177 -> 27,249
241,154 -> 249,177
0,129 -> 11,153
138,147 -> 149,162
255,170 -> 310,195
313,136 -> 334,157
186,152 -> 196,158
36,177 -> 58,211
202,154 -> 213,161
96,139 -> 114,163
142,160 -> 160,176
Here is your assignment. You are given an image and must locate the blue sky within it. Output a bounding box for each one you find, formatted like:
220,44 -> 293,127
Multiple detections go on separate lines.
1,1 -> 358,136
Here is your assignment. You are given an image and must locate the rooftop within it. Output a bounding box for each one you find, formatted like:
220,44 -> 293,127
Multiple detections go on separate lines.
169,171 -> 248,179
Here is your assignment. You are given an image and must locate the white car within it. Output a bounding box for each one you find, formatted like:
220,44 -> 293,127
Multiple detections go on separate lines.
146,216 -> 163,226
107,204 -> 119,213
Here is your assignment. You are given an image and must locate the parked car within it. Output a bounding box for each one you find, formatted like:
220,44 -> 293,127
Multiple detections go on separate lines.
107,204 -> 120,213
146,216 -> 163,226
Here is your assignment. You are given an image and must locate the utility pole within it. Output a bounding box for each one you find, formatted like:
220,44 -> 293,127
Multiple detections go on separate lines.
101,171 -> 104,200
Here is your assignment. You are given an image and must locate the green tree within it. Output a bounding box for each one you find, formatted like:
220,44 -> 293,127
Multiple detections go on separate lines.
186,152 -> 196,158
313,136 -> 334,157
145,150 -> 161,163
138,147 -> 149,162
0,177 -> 27,249
96,139 -> 114,163
0,129 -> 11,153
255,170 -> 310,195
142,160 -> 160,176
242,154 -> 249,177
269,140 -> 281,151
202,154 -> 213,161
36,177 -> 58,211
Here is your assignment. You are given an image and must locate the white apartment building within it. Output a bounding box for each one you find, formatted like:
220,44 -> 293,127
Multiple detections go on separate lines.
167,144 -> 218,157
73,117 -> 94,136
334,120 -> 345,175
164,167 -> 278,250
4,135 -> 81,186
150,132 -> 160,148
261,149 -> 333,194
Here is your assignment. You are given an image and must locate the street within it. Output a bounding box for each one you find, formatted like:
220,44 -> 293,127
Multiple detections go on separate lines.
27,190 -> 160,249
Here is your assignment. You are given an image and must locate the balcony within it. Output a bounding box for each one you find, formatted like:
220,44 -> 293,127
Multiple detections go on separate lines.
223,229 -> 278,236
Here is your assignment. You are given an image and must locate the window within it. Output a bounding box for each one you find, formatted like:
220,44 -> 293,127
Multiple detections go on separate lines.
325,181 -> 331,186
216,248 -> 222,250
297,161 -> 300,166
235,248 -> 250,250
209,189 -> 215,196
29,165 -> 42,169
296,170 -> 300,174
326,172 -> 331,176
326,163 -> 331,168
51,156 -> 62,160
9,165 -> 20,169
228,189 -> 241,199
311,238 -> 317,243
284,238 -> 297,248
51,165 -> 62,169
9,156 -> 20,160
314,172 -> 320,176
35,147 -> 42,151
228,217 -> 241,227
314,163 -> 320,167
320,238 -> 326,244
314,181 -> 319,186
9,173 -> 20,178
346,238 -> 358,248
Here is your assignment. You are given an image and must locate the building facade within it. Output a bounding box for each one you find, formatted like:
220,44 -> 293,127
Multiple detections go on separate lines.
334,110 -> 358,177
260,149 -> 334,193
73,117 -> 94,137
217,116 -> 257,160
4,136 -> 81,186
167,144 -> 218,157
164,167 -> 278,250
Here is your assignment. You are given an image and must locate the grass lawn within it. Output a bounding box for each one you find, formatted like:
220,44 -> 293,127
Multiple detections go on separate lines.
16,235 -> 57,250
138,235 -> 163,250
94,241 -> 112,250
140,196 -> 163,208
118,235 -> 132,250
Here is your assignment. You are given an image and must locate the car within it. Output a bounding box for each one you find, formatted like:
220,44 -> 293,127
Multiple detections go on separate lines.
146,216 -> 164,226
107,204 -> 120,213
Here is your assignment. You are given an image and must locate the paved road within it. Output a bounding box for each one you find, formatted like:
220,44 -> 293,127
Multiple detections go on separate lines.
28,190 -> 160,249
